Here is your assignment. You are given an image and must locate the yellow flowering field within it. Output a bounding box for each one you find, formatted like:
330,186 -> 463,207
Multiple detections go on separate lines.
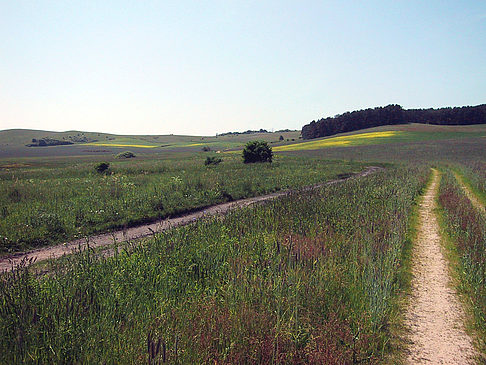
274,131 -> 401,151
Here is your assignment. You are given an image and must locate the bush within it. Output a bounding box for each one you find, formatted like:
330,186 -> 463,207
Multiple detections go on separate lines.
94,162 -> 110,173
202,146 -> 211,152
242,140 -> 273,163
279,135 -> 284,141
205,156 -> 222,166
116,151 -> 136,159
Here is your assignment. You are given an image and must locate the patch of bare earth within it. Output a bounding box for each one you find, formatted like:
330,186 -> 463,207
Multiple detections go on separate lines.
405,169 -> 477,364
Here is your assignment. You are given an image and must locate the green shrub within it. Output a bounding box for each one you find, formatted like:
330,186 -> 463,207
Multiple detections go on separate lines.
116,151 -> 136,159
204,156 -> 222,166
242,140 -> 273,163
94,162 -> 110,173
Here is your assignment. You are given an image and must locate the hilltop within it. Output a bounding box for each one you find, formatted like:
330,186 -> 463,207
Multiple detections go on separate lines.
0,128 -> 301,158
302,104 -> 486,140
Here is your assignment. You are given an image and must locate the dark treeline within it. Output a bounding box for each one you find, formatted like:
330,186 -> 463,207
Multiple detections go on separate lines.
301,104 -> 486,139
217,128 -> 270,136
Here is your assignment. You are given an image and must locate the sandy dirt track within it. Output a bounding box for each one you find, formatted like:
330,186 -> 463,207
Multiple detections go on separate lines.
405,169 -> 477,364
0,166 -> 381,273
453,172 -> 485,213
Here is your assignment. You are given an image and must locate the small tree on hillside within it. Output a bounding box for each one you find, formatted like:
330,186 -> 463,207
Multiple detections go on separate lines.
95,162 -> 110,173
242,140 -> 273,163
279,135 -> 284,141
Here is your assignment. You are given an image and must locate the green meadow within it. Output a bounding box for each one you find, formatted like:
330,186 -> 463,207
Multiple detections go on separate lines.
0,154 -> 363,253
1,124 -> 486,363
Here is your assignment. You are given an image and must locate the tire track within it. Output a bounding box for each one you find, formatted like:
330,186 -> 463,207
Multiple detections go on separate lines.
453,171 -> 485,214
1,166 -> 382,273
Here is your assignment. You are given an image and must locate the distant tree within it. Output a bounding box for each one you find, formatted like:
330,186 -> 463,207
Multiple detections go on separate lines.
95,162 -> 110,173
242,140 -> 273,163
202,146 -> 211,152
279,135 -> 284,141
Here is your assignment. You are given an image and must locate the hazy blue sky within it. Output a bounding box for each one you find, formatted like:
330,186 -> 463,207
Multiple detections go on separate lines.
1,1 -> 485,136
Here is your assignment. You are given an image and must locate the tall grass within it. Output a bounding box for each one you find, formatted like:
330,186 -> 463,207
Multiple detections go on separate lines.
0,155 -> 363,253
0,166 -> 427,364
453,162 -> 486,205
438,170 -> 486,350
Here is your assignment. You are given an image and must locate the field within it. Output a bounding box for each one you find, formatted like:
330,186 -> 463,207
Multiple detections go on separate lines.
0,154 -> 363,253
0,129 -> 302,158
0,166 -> 428,363
437,164 -> 486,352
1,124 -> 486,363
274,124 -> 486,152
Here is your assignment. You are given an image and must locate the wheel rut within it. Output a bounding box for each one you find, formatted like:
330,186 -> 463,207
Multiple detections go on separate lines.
453,171 -> 485,214
0,166 -> 382,273
404,168 -> 477,364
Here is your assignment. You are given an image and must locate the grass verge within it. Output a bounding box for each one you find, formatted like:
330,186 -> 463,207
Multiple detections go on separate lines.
436,168 -> 486,358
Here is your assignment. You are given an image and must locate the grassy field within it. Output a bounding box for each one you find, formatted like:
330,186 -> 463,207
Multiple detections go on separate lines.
1,124 -> 486,363
274,124 -> 486,152
0,129 -> 302,158
0,166 -> 428,364
437,168 -> 486,352
0,154 -> 363,253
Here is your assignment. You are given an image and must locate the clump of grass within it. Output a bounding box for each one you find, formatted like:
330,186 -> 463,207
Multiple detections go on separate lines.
116,151 -> 136,159
204,156 -> 222,166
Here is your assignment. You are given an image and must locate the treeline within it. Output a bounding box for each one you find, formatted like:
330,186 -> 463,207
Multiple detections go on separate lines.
217,129 -> 270,136
302,104 -> 486,139
26,138 -> 73,147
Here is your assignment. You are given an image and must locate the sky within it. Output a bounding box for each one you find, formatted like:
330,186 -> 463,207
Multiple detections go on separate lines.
1,1 -> 485,136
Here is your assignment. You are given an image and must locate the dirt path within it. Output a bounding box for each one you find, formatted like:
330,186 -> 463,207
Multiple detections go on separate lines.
404,169 -> 477,364
0,166 -> 382,273
453,172 -> 485,213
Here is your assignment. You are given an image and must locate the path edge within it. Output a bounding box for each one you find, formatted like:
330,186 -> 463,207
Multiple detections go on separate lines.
383,167 -> 436,365
437,169 -> 486,360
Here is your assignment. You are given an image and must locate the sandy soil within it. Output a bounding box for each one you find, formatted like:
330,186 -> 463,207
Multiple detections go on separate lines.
0,166 -> 382,273
404,169 -> 477,364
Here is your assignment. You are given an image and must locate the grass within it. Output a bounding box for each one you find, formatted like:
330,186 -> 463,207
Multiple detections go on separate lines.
2,124 -> 486,363
274,129 -> 486,152
283,133 -> 486,165
0,154 -> 364,253
437,169 -> 486,353
83,143 -> 159,148
452,163 -> 486,208
274,131 -> 401,151
0,165 -> 428,364
0,129 -> 303,158
383,167 -> 434,365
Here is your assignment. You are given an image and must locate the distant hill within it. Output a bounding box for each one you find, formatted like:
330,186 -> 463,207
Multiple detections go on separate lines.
301,104 -> 486,140
0,129 -> 199,148
0,128 -> 302,158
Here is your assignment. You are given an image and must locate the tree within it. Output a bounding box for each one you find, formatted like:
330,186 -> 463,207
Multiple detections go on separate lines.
94,162 -> 110,173
242,140 -> 273,163
279,135 -> 284,141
